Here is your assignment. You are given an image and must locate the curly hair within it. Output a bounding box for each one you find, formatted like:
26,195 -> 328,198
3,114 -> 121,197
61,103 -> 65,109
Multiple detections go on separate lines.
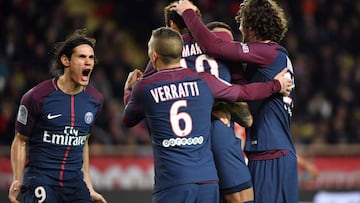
50,28 -> 96,76
235,0 -> 288,42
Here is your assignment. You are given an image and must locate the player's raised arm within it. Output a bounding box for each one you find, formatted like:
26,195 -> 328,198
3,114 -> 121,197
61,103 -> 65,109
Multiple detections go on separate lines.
124,69 -> 143,105
172,0 -> 271,65
171,0 -> 242,60
122,79 -> 145,128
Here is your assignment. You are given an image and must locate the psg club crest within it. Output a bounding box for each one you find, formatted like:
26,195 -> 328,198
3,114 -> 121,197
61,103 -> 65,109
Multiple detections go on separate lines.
84,112 -> 94,124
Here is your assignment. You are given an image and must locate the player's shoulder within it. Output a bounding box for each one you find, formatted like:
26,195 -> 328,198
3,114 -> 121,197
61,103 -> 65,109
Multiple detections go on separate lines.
274,43 -> 289,56
31,78 -> 56,92
84,84 -> 104,103
176,67 -> 202,80
245,41 -> 287,60
247,41 -> 285,53
182,33 -> 194,43
22,78 -> 57,103
145,67 -> 197,81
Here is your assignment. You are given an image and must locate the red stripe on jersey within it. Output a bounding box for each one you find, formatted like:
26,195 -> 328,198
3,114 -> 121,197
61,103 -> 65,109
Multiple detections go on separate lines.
59,146 -> 71,186
59,95 -> 75,186
71,95 -> 75,126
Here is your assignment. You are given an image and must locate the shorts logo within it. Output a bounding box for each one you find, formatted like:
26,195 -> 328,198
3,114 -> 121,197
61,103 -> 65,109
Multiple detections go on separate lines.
17,105 -> 28,125
84,112 -> 94,124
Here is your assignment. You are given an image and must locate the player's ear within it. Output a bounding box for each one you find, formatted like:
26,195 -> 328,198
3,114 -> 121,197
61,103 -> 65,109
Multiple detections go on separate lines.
60,55 -> 70,67
169,20 -> 178,30
148,49 -> 158,63
153,51 -> 160,61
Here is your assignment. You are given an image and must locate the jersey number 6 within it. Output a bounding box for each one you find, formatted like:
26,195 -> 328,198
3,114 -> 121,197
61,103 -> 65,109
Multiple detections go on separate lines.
170,100 -> 192,137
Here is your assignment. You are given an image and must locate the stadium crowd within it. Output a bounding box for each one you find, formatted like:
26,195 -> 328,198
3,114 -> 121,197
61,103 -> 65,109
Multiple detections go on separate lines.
1,0 -> 360,149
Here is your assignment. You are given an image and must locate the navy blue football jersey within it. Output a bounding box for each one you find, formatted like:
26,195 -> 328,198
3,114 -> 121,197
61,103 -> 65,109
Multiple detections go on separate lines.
180,33 -> 231,82
16,78 -> 103,186
181,9 -> 298,202
122,67 -> 281,192
242,43 -> 296,154
144,33 -> 232,83
181,9 -> 296,154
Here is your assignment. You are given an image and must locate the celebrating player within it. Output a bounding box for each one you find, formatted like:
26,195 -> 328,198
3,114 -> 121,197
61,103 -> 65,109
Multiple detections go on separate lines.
122,27 -> 292,203
172,0 -> 298,202
8,29 -> 107,203
144,3 -> 256,202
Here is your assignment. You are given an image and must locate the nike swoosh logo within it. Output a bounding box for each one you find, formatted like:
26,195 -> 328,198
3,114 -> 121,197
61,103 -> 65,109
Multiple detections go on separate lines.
47,113 -> 62,119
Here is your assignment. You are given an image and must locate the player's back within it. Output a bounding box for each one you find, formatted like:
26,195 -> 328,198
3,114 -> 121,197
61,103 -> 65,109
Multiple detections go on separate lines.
134,67 -> 218,192
181,33 -> 231,82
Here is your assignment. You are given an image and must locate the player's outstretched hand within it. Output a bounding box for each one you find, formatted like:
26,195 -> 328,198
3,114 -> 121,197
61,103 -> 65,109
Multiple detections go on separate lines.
125,69 -> 143,90
274,68 -> 292,96
8,180 -> 21,203
171,0 -> 197,16
91,191 -> 107,203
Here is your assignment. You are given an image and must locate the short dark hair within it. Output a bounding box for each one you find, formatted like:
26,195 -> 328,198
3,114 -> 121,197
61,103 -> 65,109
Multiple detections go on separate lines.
164,1 -> 201,32
150,27 -> 183,64
50,28 -> 96,76
206,21 -> 232,32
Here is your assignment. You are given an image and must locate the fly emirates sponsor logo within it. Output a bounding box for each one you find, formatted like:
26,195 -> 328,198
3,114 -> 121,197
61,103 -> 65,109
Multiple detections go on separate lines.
43,126 -> 87,146
150,81 -> 200,103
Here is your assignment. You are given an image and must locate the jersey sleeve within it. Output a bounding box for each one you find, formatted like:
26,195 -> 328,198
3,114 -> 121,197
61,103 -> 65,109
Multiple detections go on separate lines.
200,72 -> 281,101
212,31 -> 233,41
122,82 -> 145,128
143,61 -> 157,77
15,89 -> 42,137
182,9 -> 272,66
86,85 -> 104,123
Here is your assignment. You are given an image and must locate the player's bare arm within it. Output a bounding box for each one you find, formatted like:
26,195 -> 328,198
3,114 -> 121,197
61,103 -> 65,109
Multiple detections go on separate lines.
212,101 -> 253,128
82,137 -> 107,203
229,102 -> 253,128
297,154 -> 319,181
9,132 -> 28,203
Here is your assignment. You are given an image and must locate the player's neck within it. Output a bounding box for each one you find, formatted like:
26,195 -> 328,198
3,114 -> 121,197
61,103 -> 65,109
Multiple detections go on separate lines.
156,62 -> 181,71
252,35 -> 271,43
57,75 -> 84,95
257,40 -> 271,43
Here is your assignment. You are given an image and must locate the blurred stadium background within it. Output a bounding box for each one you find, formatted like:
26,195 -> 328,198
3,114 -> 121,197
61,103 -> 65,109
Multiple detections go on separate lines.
1,0 -> 360,202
